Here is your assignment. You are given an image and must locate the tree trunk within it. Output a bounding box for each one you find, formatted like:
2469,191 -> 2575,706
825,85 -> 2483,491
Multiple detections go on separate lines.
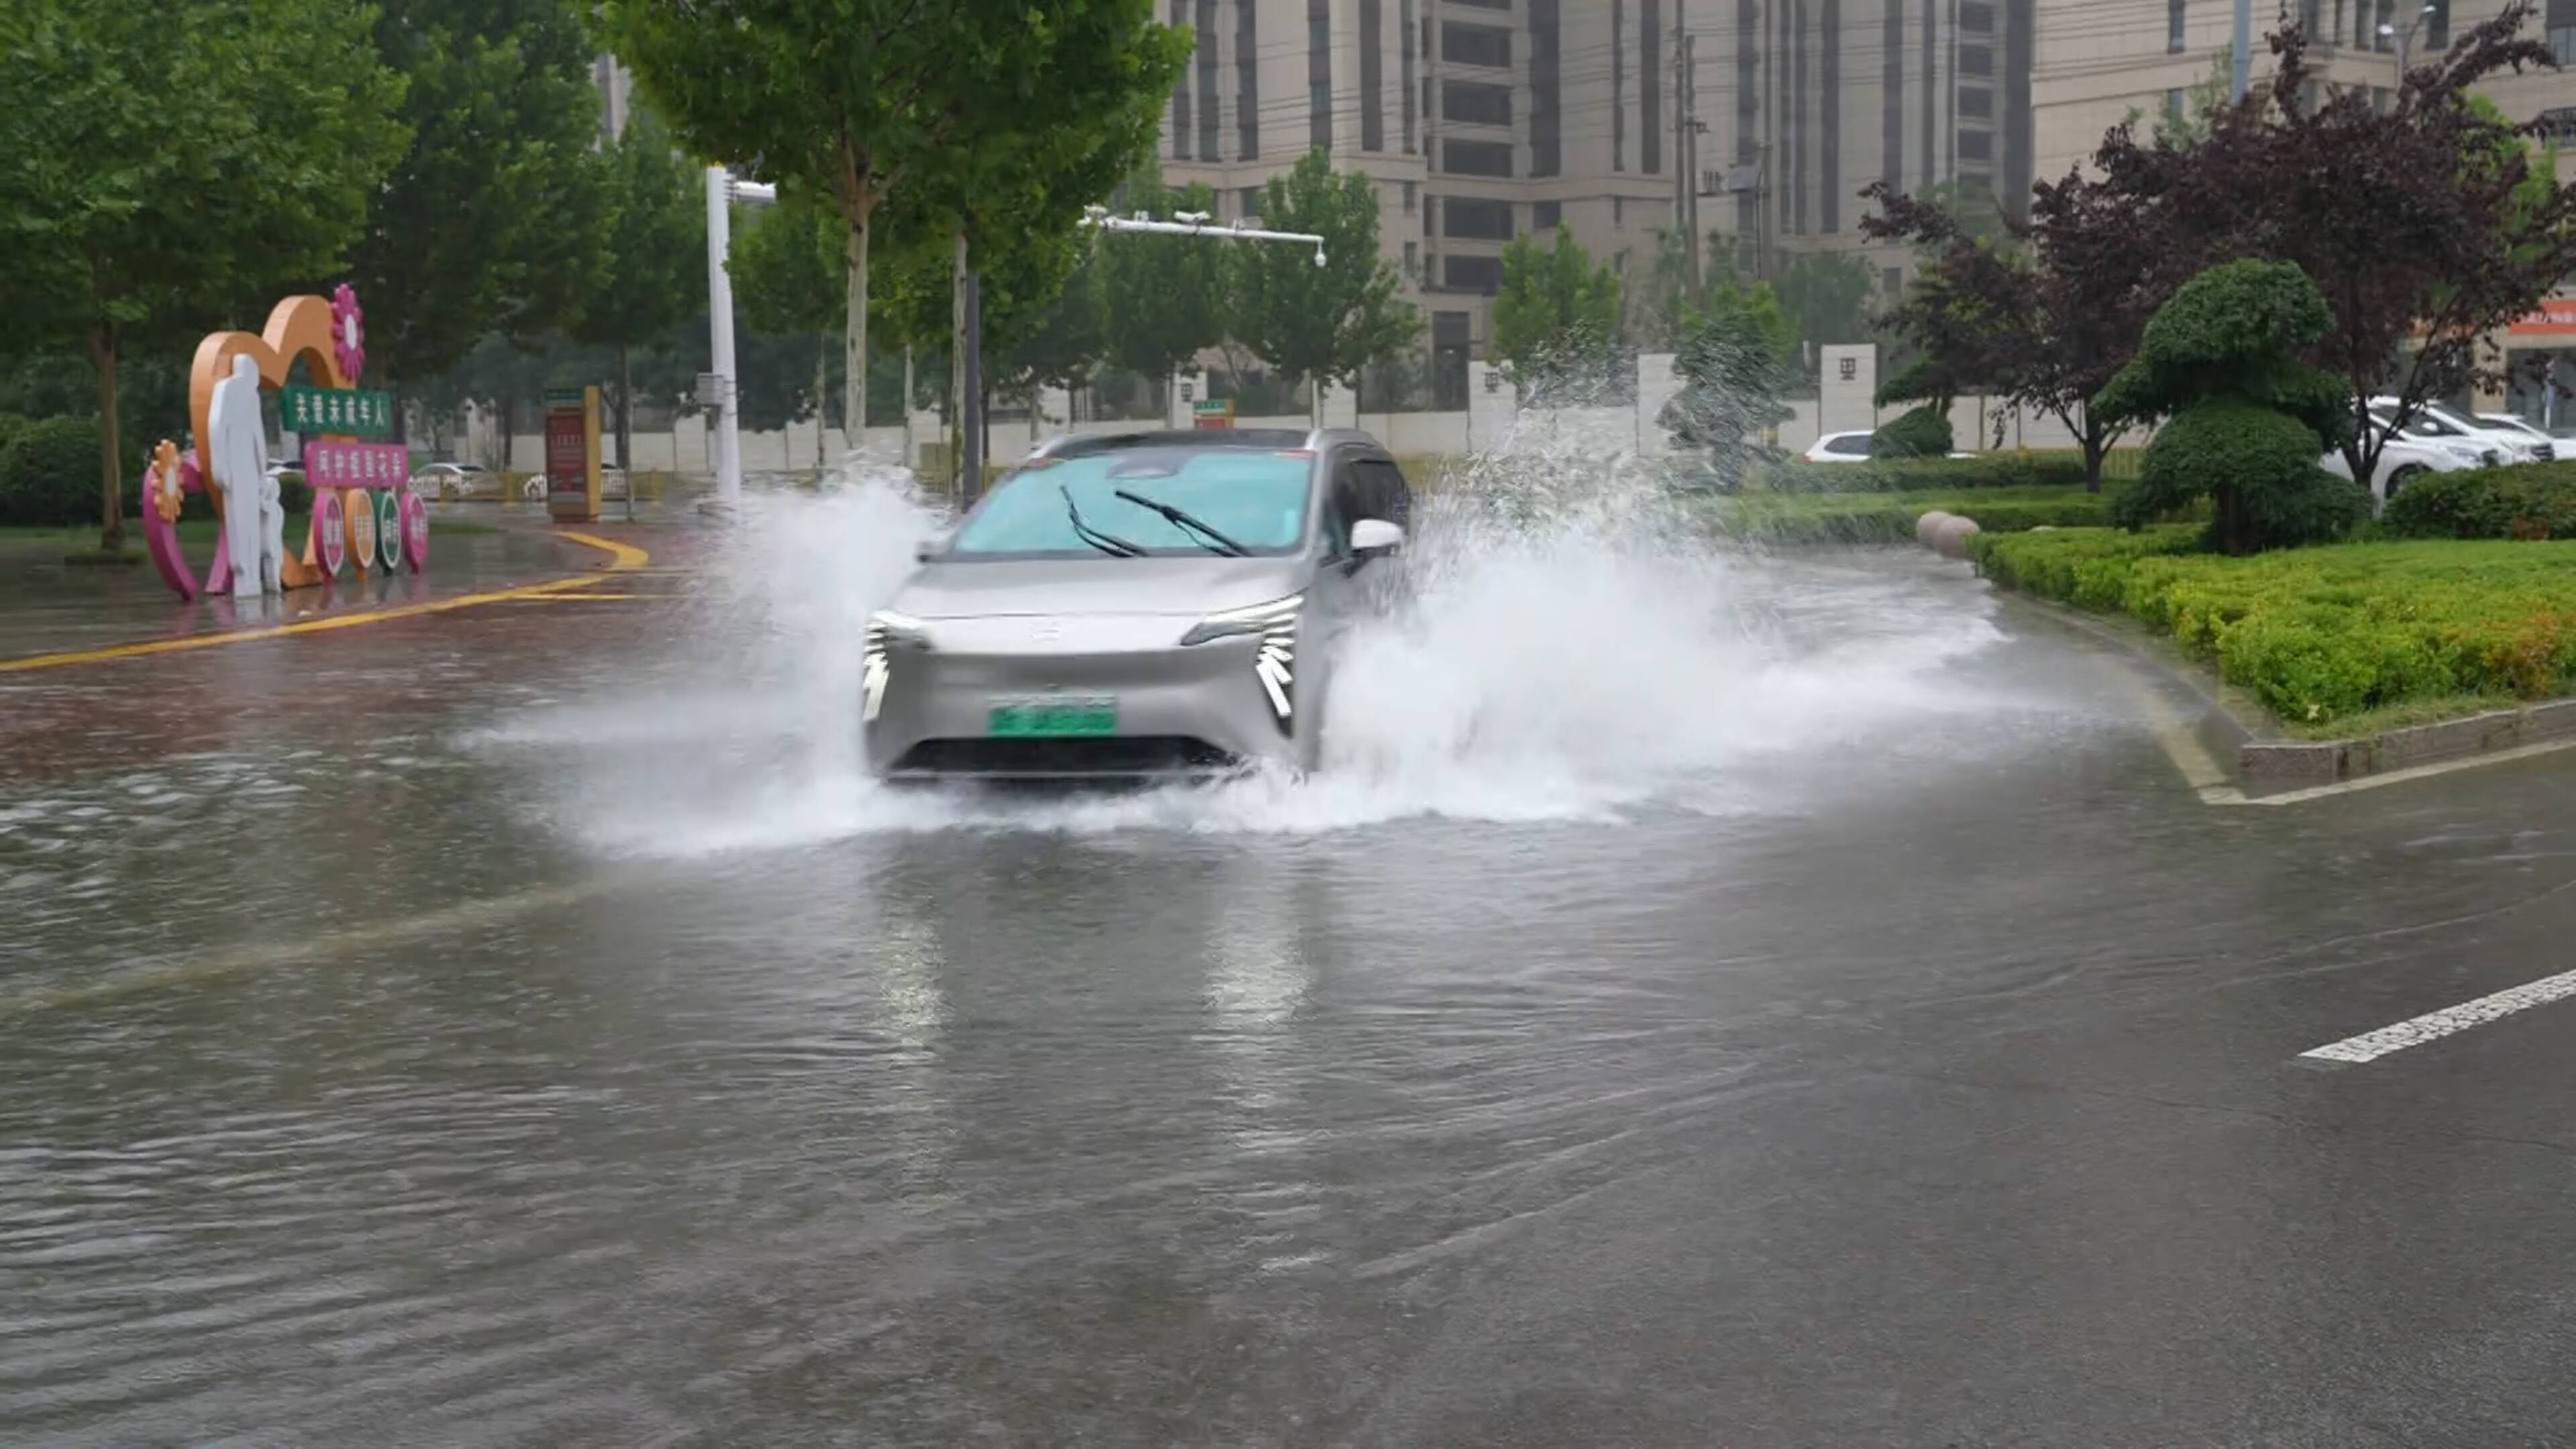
500,394 -> 517,476
2083,422 -> 2106,496
814,331 -> 828,474
617,345 -> 636,520
843,211 -> 871,462
90,324 -> 123,551
951,227 -> 969,498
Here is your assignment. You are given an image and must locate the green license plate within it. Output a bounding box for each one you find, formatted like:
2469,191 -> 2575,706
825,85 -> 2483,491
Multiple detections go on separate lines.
987,698 -> 1118,737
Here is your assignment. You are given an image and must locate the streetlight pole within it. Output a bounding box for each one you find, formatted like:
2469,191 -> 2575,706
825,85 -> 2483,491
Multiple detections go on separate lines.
1075,206 -> 1329,427
2231,0 -> 2251,102
703,166 -> 776,513
2382,3 -> 2438,100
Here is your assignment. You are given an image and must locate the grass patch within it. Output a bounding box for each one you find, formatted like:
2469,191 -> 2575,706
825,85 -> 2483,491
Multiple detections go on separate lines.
1972,527 -> 2576,729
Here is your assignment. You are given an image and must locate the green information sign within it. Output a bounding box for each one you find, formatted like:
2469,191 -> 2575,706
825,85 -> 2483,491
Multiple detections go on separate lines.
281,385 -> 393,437
543,387 -> 587,409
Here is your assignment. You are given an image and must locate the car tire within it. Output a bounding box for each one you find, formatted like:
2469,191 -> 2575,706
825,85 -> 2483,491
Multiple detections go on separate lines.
2385,464 -> 2427,499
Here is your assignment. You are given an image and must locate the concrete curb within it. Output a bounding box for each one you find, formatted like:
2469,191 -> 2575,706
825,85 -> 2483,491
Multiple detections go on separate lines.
1933,516 -> 2576,797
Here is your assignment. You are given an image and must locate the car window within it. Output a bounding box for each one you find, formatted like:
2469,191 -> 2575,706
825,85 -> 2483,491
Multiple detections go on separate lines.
1351,457 -> 1413,528
948,448 -> 1315,559
1824,433 -> 1872,455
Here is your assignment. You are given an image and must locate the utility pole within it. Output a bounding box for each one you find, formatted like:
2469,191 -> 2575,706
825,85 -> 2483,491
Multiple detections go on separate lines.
1674,31 -> 1697,294
702,168 -> 776,512
2231,0 -> 2251,102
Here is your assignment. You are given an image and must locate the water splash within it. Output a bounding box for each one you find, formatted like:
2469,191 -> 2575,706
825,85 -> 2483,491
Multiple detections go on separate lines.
474,433 -> 2007,855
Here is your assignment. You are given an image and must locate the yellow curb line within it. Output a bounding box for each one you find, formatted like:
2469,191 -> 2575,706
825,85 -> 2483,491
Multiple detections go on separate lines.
0,529 -> 649,674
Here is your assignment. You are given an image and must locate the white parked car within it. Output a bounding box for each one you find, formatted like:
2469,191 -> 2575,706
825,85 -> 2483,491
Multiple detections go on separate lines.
2320,429 -> 2494,506
1799,429 -> 1975,463
409,461 -> 500,499
2367,396 -> 2547,464
2475,413 -> 2568,458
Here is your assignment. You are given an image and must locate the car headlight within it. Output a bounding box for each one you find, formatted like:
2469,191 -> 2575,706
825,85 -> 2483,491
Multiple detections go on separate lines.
1179,594 -> 1301,731
1178,594 -> 1302,646
861,610 -> 929,723
2440,443 -> 2484,464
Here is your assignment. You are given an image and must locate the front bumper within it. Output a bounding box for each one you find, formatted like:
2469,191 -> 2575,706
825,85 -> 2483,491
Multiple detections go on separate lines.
863,614 -> 1297,781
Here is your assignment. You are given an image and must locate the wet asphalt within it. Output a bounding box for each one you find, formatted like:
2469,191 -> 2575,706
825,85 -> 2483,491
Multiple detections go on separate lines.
7,517 -> 2576,1448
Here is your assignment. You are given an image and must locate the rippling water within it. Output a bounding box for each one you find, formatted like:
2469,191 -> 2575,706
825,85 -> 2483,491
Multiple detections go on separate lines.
0,438 -> 2113,1444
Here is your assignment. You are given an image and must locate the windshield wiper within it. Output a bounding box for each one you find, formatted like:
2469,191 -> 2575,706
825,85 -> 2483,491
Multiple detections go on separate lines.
1061,484 -> 1145,557
1113,488 -> 1250,557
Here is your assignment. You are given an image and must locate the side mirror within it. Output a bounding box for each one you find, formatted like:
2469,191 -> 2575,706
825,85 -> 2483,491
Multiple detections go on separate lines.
1350,518 -> 1405,556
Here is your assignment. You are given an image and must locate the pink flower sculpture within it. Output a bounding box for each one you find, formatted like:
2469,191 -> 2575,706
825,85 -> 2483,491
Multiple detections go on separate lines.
331,283 -> 366,384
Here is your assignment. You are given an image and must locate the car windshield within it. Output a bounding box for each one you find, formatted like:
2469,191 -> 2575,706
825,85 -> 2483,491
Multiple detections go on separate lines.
945,447 -> 1314,559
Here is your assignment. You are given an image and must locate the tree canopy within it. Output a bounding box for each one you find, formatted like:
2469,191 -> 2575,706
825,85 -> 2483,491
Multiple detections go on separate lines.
0,0 -> 409,547
1228,150 -> 1421,406
1490,229 -> 1623,399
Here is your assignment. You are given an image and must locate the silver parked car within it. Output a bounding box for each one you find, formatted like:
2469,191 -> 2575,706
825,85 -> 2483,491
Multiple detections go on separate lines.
864,429 -> 1415,782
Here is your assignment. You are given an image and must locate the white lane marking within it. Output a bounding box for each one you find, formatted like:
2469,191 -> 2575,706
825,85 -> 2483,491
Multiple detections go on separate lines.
2300,968 -> 2576,1063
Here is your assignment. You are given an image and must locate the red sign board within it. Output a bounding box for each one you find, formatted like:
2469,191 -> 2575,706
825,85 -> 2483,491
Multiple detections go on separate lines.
545,408 -> 587,484
2510,298 -> 2576,337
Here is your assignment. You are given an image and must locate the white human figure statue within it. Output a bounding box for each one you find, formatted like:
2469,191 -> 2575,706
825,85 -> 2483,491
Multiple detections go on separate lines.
209,355 -> 280,597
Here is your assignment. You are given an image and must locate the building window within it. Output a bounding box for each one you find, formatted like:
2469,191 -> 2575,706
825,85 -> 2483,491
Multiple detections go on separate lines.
1404,240 -> 1419,276
1197,0 -> 1220,158
1442,138 -> 1516,177
1642,0 -> 1662,175
1534,200 -> 1562,229
1237,0 -> 1260,158
1883,266 -> 1903,295
1614,195 -> 1626,228
2168,0 -> 2186,52
1400,0 -> 1417,152
1958,87 -> 1993,121
1242,185 -> 1263,219
1444,80 -> 1513,125
1958,129 -> 1992,162
2165,87 -> 2186,127
2554,27 -> 2576,65
1169,0 -> 1191,158
1360,0 -> 1384,151
1444,255 -> 1505,294
1309,0 -> 1332,152
1442,197 -> 1515,239
1449,0 -> 1507,7
1961,0 -> 1994,30
1440,21 -> 1511,67
1403,180 -> 1417,213
1960,44 -> 1993,76
1531,0 -> 1562,176
1613,0 -> 1626,172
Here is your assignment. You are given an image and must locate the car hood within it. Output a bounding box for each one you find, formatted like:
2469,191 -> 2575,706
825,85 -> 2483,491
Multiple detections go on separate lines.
891,554 -> 1310,620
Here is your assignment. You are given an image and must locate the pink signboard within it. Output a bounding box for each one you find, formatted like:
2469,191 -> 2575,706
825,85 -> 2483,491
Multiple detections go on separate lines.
304,441 -> 410,489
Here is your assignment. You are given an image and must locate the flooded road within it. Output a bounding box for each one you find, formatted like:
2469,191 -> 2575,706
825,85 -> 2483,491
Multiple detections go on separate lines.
11,490 -> 2576,1445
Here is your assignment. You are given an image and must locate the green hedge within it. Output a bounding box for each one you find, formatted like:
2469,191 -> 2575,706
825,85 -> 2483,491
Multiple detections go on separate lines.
2381,460 -> 2576,541
1715,486 -> 2115,544
0,415 -> 108,527
1754,453 -> 2094,494
1972,527 -> 2576,723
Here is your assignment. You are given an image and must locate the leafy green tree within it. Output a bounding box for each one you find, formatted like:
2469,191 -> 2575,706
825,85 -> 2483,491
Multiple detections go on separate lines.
1660,276 -> 1796,487
0,0 -> 408,550
1230,150 -> 1421,415
598,0 -> 1186,443
572,110 -> 704,472
1491,229 -> 1623,398
355,0 -> 611,385
1095,162 -> 1230,390
1772,252 -> 1878,353
2097,258 -> 2363,555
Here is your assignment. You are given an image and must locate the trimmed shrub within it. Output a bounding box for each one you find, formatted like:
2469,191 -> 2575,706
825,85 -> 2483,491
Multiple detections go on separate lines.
2108,399 -> 2367,551
2381,461 -> 2576,541
1754,453 -> 2091,494
1717,486 -> 2119,544
1869,405 -> 1954,459
1972,528 -> 2576,723
0,415 -> 109,527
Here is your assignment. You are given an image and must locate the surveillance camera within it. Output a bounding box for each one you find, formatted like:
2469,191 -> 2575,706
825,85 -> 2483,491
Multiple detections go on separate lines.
1313,248 -> 1328,268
